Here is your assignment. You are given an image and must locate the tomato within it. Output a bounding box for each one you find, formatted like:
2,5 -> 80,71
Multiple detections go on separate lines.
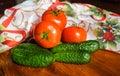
34,21 -> 61,48
62,26 -> 87,43
42,9 -> 67,30
29,24 -> 36,37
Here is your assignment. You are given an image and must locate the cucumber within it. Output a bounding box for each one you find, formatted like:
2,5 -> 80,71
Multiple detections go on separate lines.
11,43 -> 54,67
51,40 -> 100,54
54,51 -> 91,64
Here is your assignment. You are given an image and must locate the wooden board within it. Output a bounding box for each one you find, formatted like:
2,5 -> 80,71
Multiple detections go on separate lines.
0,50 -> 120,76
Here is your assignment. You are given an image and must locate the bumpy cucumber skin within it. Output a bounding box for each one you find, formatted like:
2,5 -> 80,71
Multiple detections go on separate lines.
11,43 -> 54,67
51,40 -> 100,54
54,51 -> 91,64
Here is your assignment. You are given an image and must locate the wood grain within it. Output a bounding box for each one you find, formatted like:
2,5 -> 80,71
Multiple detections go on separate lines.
0,50 -> 120,76
0,1 -> 120,76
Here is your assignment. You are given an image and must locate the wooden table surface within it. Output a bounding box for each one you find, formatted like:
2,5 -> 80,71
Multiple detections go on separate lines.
0,50 -> 120,76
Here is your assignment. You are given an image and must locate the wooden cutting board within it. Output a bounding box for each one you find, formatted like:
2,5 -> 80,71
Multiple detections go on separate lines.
0,50 -> 120,76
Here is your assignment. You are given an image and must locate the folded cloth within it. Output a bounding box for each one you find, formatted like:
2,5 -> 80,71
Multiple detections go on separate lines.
0,0 -> 57,53
0,0 -> 120,53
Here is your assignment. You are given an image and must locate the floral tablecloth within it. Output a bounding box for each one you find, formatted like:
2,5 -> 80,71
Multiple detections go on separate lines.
0,0 -> 120,53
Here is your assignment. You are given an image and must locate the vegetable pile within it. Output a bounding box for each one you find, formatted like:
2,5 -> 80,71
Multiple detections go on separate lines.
11,40 -> 100,67
11,9 -> 100,68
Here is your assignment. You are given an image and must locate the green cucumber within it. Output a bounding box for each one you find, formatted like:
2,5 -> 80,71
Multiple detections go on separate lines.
54,51 -> 91,64
11,43 -> 54,67
51,40 -> 100,54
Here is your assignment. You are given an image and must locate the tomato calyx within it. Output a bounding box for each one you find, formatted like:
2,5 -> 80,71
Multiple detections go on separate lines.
38,31 -> 49,40
52,9 -> 60,16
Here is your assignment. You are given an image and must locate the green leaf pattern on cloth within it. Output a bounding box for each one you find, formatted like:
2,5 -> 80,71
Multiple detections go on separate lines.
93,18 -> 120,51
0,35 -> 5,43
0,24 -> 5,30
0,24 -> 5,43
62,4 -> 78,19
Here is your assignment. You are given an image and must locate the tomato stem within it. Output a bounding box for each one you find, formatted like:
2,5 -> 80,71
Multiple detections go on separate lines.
40,32 -> 49,40
52,10 -> 60,16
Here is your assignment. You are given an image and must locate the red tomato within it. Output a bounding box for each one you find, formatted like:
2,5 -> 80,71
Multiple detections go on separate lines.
42,9 -> 67,30
62,26 -> 87,43
34,21 -> 61,48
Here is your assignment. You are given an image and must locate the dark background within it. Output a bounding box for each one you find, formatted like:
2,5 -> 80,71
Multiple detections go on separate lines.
0,0 -> 16,14
71,0 -> 120,14
0,0 -> 120,14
